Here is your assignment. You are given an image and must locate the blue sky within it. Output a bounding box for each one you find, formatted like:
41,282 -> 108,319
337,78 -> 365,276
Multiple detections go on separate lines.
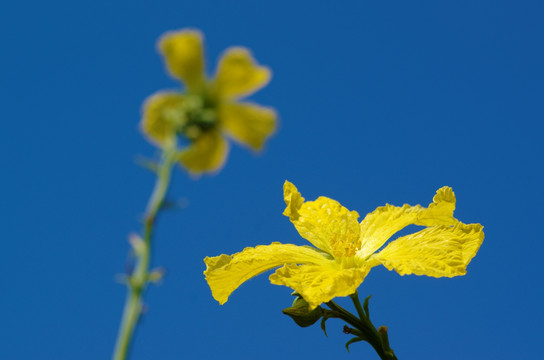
1,1 -> 543,359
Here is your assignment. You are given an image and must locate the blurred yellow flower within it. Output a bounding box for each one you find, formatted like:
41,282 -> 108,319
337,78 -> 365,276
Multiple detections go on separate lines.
141,29 -> 276,174
204,181 -> 484,309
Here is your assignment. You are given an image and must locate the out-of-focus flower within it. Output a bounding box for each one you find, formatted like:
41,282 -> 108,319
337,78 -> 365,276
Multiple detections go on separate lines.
204,181 -> 484,309
141,29 -> 276,174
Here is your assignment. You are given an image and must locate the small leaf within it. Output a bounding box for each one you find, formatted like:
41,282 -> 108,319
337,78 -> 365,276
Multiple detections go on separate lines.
345,337 -> 364,352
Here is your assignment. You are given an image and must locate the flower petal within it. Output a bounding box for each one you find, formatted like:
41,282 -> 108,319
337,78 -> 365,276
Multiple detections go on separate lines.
158,29 -> 206,91
212,47 -> 271,99
140,92 -> 185,147
204,243 -> 330,305
283,181 -> 361,258
270,263 -> 370,309
218,102 -> 277,150
358,187 -> 458,259
178,130 -> 229,174
370,223 -> 484,277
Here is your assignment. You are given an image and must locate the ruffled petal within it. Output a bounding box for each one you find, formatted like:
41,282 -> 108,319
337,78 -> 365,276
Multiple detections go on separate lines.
140,91 -> 185,147
204,243 -> 330,305
369,223 -> 484,277
283,181 -> 361,258
211,47 -> 271,99
358,187 -> 458,259
270,263 -> 370,309
158,29 -> 206,91
421,186 -> 457,226
218,102 -> 277,150
283,180 -> 305,220
178,130 -> 229,174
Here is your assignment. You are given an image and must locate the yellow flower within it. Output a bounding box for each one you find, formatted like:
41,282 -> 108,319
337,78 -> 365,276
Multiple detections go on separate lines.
204,181 -> 484,309
141,29 -> 277,174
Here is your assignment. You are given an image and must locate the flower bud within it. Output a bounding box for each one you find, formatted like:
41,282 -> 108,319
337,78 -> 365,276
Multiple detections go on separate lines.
282,295 -> 323,328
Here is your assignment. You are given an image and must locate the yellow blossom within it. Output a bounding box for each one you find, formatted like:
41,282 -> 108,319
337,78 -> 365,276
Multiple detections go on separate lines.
141,29 -> 277,174
204,181 -> 484,309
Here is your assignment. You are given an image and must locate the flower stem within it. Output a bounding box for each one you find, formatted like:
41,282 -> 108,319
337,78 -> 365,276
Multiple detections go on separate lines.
112,147 -> 178,360
350,291 -> 366,320
326,294 -> 398,360
326,301 -> 363,330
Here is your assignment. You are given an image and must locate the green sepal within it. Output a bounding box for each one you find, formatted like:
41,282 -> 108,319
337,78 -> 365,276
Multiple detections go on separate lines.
363,294 -> 372,319
319,309 -> 338,337
320,315 -> 328,337
345,337 -> 364,352
282,295 -> 323,328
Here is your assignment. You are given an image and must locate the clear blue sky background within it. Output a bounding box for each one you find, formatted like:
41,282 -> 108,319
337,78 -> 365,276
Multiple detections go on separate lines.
1,1 -> 543,359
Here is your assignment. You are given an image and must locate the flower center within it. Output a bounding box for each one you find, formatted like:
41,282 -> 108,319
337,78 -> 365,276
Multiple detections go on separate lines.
178,94 -> 218,140
329,232 -> 360,258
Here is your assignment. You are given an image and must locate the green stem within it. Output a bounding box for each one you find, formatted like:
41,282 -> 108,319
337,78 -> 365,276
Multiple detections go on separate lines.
350,291 -> 366,320
326,296 -> 398,360
326,301 -> 363,330
327,301 -> 379,352
112,147 -> 178,360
